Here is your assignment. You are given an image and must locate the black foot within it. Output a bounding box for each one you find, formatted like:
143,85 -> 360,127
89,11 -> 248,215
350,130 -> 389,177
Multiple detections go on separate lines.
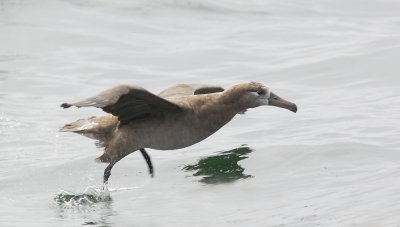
140,148 -> 154,177
103,162 -> 114,185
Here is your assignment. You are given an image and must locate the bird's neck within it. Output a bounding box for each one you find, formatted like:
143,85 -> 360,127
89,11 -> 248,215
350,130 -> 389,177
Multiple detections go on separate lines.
218,89 -> 249,114
189,94 -> 239,133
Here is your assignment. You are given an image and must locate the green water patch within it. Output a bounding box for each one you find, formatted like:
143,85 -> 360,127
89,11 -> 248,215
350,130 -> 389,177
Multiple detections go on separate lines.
54,186 -> 111,209
183,146 -> 254,184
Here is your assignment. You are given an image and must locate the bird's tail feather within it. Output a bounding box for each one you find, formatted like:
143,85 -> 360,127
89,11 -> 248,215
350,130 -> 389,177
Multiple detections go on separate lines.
60,116 -> 117,163
59,116 -> 117,142
59,118 -> 93,132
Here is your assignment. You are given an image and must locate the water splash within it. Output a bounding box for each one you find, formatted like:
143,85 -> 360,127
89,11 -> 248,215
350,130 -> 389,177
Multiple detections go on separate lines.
54,185 -> 111,209
183,146 -> 253,184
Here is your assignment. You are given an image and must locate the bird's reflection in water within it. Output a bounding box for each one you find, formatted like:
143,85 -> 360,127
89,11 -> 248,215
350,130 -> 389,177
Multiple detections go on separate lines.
183,146 -> 253,184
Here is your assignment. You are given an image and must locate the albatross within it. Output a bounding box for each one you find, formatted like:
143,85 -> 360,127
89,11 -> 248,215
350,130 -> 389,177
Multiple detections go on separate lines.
60,82 -> 297,184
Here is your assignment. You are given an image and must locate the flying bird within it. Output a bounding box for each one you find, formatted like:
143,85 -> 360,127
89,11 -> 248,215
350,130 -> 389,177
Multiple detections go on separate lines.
60,82 -> 297,185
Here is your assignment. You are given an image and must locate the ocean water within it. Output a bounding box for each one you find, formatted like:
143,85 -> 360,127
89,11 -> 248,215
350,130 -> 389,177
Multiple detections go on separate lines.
1,0 -> 400,226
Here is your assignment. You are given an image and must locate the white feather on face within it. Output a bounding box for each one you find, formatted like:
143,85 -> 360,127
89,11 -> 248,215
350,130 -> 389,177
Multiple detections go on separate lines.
248,86 -> 270,106
224,82 -> 271,110
241,86 -> 271,107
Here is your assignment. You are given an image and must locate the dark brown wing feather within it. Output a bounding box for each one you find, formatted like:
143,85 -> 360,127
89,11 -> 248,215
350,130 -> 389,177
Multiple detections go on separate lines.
194,86 -> 225,95
61,85 -> 182,125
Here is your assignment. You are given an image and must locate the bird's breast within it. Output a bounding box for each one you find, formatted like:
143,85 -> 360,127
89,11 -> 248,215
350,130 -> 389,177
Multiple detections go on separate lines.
128,111 -> 234,150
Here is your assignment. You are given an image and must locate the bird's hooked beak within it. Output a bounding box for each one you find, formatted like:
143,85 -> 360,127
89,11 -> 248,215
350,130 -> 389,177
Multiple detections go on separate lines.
268,92 -> 297,113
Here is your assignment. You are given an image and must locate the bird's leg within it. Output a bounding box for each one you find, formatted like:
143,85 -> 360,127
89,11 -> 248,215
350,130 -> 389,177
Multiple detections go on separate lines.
140,148 -> 154,177
103,161 -> 115,189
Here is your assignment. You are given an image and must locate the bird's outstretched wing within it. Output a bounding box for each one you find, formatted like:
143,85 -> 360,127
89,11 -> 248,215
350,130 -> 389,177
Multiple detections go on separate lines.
61,85 -> 183,126
158,84 -> 224,99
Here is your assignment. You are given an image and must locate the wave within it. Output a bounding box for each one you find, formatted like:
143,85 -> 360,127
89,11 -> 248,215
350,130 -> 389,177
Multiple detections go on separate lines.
62,0 -> 273,14
60,0 -> 400,17
151,0 -> 271,13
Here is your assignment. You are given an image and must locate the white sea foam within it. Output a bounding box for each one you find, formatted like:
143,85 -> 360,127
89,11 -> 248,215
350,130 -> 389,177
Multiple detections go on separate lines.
54,186 -> 111,209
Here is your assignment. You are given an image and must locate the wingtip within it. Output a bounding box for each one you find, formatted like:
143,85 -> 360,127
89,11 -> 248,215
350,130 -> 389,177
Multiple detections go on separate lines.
60,103 -> 72,108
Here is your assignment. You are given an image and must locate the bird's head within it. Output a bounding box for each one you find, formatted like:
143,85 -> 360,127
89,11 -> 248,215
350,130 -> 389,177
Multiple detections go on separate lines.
223,82 -> 297,113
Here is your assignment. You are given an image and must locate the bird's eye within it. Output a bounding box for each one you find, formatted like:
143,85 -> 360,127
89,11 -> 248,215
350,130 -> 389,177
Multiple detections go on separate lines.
256,89 -> 265,95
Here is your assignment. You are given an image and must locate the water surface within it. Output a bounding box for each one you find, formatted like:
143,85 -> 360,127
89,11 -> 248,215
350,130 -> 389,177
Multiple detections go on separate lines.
1,0 -> 400,226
